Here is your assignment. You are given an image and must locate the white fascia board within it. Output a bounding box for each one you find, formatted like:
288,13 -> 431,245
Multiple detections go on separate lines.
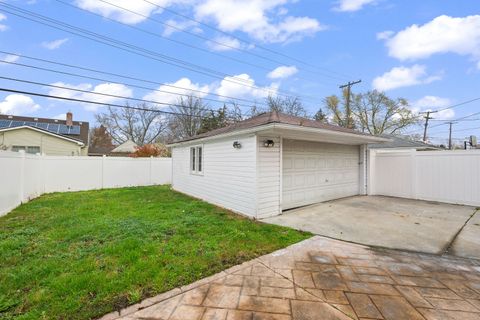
0,126 -> 85,146
168,123 -> 389,147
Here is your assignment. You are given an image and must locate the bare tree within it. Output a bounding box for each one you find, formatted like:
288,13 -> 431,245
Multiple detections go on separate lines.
352,91 -> 421,135
266,95 -> 308,117
95,103 -> 167,145
165,95 -> 208,141
320,90 -> 420,135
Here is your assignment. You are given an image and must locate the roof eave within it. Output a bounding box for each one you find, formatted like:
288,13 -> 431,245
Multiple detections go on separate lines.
167,123 -> 389,147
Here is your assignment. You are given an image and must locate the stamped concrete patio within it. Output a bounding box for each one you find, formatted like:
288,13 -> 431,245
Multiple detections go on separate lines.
101,236 -> 480,320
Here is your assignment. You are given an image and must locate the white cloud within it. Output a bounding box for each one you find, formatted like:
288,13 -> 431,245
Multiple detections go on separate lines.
47,82 -> 133,111
54,113 -> 67,120
41,38 -> 69,50
267,65 -> 298,79
1,54 -> 19,64
195,0 -> 324,43
207,36 -> 242,52
162,19 -> 202,37
143,78 -> 210,105
411,96 -> 455,119
74,0 -> 161,24
0,13 -> 8,31
372,65 -> 441,91
0,94 -> 40,115
333,0 -> 376,12
381,15 -> 480,67
215,73 -> 278,100
376,30 -> 393,40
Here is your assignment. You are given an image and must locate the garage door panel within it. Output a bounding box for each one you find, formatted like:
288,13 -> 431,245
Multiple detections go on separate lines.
282,140 -> 359,210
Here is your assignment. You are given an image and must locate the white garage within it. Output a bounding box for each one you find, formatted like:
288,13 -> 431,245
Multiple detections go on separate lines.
168,112 -> 387,219
282,140 -> 360,210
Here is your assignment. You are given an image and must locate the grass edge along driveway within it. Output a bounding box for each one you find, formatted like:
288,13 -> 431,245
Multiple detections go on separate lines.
0,185 -> 311,319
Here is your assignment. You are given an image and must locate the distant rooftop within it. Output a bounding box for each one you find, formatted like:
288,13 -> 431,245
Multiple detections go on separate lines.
368,134 -> 439,150
0,114 -> 89,145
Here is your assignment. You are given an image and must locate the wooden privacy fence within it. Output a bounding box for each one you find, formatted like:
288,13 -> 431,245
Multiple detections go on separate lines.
368,149 -> 480,206
0,151 -> 172,216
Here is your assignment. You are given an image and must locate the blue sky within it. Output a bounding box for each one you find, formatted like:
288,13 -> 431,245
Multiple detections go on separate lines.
0,0 -> 479,144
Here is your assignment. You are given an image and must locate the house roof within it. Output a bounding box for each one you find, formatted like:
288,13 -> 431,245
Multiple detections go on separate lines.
368,134 -> 439,150
170,112 -> 382,145
111,140 -> 138,153
0,125 -> 85,145
0,114 -> 89,145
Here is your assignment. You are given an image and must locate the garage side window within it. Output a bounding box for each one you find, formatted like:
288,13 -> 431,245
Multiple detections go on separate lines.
190,145 -> 203,175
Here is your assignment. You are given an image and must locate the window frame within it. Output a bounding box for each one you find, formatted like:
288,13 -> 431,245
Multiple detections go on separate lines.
190,145 -> 204,175
12,145 -> 41,154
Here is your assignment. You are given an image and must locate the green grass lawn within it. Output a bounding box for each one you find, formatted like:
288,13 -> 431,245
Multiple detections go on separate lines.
0,185 -> 311,319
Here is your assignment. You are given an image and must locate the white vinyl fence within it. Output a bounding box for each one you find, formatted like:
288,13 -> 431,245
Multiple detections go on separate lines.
0,151 -> 172,216
368,149 -> 480,206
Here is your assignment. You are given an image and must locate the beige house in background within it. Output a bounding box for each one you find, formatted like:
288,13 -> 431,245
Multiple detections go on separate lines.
0,113 -> 89,156
0,126 -> 86,156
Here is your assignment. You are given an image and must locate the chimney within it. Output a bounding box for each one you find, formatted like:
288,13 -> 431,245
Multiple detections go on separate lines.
66,111 -> 73,126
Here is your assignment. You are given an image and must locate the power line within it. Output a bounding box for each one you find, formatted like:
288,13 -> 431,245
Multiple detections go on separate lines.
0,87 -> 207,117
141,0 -> 354,81
0,75 -> 221,112
55,0 -> 334,87
436,97 -> 480,112
98,0 -> 349,82
419,110 -> 437,142
0,3 -> 321,103
0,58 -> 265,109
339,80 -> 361,129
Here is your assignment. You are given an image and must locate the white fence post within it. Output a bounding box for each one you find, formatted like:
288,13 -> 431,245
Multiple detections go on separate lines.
410,150 -> 417,199
18,150 -> 25,203
367,150 -> 376,195
149,156 -> 153,185
101,155 -> 106,189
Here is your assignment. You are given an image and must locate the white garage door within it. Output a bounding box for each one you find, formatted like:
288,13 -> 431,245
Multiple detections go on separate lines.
282,139 -> 360,210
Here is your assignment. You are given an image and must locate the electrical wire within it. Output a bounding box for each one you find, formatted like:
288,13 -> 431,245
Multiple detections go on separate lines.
141,0 -> 354,80
0,87 -> 207,117
0,59 -> 266,109
0,3 -> 323,103
96,0 -> 349,82
0,75 -> 222,112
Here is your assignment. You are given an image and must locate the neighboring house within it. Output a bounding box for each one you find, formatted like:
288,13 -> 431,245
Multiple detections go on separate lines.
88,140 -> 138,157
368,134 -> 439,151
168,112 -> 387,219
111,140 -> 138,154
0,113 -> 89,156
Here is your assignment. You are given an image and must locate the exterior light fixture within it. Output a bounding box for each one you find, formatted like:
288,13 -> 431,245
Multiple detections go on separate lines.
233,141 -> 242,149
263,139 -> 275,148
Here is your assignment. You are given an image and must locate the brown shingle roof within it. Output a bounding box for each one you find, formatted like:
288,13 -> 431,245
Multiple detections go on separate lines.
171,111 -> 373,144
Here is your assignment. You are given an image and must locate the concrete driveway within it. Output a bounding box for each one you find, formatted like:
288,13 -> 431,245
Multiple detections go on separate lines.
262,196 -> 479,259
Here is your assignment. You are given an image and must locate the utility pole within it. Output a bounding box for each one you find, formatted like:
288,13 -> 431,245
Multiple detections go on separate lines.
339,80 -> 362,129
420,110 -> 437,143
448,121 -> 456,150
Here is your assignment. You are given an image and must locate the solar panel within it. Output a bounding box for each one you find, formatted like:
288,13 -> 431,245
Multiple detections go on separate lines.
70,126 -> 81,135
36,123 -> 48,130
0,120 -> 11,128
58,124 -> 69,134
47,124 -> 60,133
10,121 -> 23,127
0,119 -> 82,137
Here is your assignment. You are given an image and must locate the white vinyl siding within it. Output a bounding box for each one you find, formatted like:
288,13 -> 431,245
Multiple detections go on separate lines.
172,134 -> 257,217
282,140 -> 360,210
256,136 -> 282,219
